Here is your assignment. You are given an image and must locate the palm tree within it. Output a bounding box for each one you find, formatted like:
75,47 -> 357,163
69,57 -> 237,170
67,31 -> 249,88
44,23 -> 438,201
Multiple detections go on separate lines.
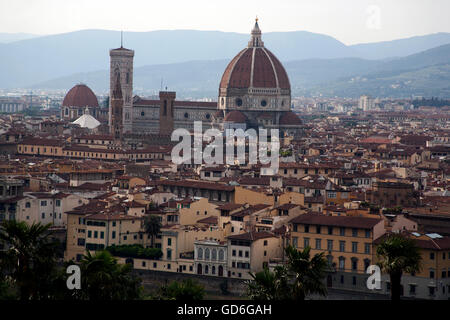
284,245 -> 328,300
246,245 -> 328,301
246,265 -> 290,300
77,250 -> 142,300
0,220 -> 58,300
144,215 -> 162,248
376,233 -> 422,301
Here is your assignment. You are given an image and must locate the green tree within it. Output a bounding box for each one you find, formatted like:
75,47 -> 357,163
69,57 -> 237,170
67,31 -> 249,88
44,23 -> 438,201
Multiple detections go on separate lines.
76,250 -> 142,300
0,220 -> 59,300
144,215 -> 162,248
246,245 -> 328,301
376,234 -> 422,301
285,245 -> 328,300
246,265 -> 290,300
156,279 -> 205,300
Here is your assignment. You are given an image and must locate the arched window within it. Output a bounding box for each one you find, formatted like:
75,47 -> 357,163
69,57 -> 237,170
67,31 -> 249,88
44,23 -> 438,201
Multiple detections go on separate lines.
212,266 -> 216,275
197,248 -> 203,260
218,249 -> 224,261
205,265 -> 209,274
212,249 -> 217,260
205,248 -> 210,260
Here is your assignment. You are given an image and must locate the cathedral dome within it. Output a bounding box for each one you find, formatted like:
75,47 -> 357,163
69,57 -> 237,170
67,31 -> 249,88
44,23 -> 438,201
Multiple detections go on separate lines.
62,84 -> 99,108
224,110 -> 247,123
219,21 -> 290,91
279,111 -> 302,125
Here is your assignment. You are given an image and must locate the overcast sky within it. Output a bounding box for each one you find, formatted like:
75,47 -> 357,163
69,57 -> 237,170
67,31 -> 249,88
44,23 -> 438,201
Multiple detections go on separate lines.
1,0 -> 449,44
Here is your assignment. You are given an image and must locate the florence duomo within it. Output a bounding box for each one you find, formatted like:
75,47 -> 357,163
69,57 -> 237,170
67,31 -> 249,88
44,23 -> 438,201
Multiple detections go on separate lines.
105,19 -> 302,140
1,0 -> 450,307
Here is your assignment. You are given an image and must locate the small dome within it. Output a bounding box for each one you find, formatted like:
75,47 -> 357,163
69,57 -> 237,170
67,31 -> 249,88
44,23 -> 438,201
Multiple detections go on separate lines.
62,84 -> 99,107
279,111 -> 302,125
224,110 -> 247,123
72,114 -> 100,129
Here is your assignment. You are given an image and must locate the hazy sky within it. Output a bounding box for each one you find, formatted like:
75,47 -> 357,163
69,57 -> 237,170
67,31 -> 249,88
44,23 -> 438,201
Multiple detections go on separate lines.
1,0 -> 449,44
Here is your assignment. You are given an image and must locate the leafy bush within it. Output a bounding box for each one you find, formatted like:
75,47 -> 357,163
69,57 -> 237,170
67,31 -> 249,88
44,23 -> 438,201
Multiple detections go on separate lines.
106,244 -> 163,260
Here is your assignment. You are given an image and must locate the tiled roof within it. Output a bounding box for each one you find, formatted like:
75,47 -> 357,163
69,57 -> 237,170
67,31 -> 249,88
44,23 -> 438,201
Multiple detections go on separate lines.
290,213 -> 383,229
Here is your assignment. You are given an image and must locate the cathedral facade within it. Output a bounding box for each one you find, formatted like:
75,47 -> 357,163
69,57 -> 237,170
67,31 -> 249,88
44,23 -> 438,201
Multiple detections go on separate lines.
108,19 -> 301,137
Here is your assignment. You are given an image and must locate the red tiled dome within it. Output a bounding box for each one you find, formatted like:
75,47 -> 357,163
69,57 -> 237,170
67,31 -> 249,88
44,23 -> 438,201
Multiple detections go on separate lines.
219,47 -> 290,90
279,111 -> 302,125
62,84 -> 99,107
224,110 -> 247,123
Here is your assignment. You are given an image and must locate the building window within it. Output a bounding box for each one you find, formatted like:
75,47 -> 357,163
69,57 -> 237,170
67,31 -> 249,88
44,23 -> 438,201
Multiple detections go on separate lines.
352,242 -> 358,253
339,241 -> 345,252
94,231 -> 98,238
168,238 -> 172,246
292,237 -> 298,248
430,252 -> 435,260
218,249 -> 224,261
429,286 -> 435,296
41,201 -> 47,206
112,231 -> 116,239
88,230 -> 92,238
340,227 -> 345,236
364,259 -> 370,271
167,249 -> 172,260
365,229 -> 371,238
245,251 -> 249,258
304,225 -> 309,233
339,257 -> 345,270
100,232 -> 104,239
351,258 -> 358,271
327,240 -> 333,251
328,226 -> 333,235
352,228 -> 358,237
430,270 -> 435,279
205,248 -> 210,260
409,284 -> 416,295
232,249 -> 236,257
198,248 -> 203,259
304,238 -> 310,248
315,239 -> 321,249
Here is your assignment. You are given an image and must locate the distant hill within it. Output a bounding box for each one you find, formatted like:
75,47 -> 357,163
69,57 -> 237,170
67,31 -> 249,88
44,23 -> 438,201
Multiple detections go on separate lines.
0,29 -> 357,88
303,44 -> 450,98
0,32 -> 40,43
31,44 -> 450,99
3,29 -> 450,89
350,32 -> 450,60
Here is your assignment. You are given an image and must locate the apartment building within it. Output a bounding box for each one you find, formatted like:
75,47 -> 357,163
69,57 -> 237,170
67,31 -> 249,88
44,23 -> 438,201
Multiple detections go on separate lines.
289,213 -> 385,292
